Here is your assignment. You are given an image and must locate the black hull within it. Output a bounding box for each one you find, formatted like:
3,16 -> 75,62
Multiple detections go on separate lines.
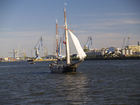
50,60 -> 82,73
62,64 -> 77,73
27,59 -> 34,62
27,59 -> 35,64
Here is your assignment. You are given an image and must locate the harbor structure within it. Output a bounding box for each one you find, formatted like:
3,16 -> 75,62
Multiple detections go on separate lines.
124,45 -> 140,56
84,36 -> 92,52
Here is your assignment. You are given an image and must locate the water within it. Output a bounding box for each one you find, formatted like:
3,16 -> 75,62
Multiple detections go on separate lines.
0,60 -> 140,105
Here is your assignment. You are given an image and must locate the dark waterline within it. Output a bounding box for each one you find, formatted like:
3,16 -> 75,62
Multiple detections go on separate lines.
0,60 -> 140,105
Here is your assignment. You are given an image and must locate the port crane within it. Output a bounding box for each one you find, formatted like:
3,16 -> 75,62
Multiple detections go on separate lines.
84,36 -> 92,52
126,37 -> 130,47
8,49 -> 18,59
122,37 -> 130,48
34,37 -> 43,59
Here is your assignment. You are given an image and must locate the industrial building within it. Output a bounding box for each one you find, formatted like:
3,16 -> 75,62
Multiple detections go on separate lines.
125,45 -> 140,56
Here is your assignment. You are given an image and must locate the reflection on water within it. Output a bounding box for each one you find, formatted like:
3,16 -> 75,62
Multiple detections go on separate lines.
0,60 -> 140,105
64,74 -> 89,105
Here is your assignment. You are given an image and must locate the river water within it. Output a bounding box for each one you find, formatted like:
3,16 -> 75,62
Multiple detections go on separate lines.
0,60 -> 140,105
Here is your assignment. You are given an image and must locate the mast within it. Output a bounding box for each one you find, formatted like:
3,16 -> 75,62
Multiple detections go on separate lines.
59,37 -> 62,57
64,8 -> 70,64
56,19 -> 59,57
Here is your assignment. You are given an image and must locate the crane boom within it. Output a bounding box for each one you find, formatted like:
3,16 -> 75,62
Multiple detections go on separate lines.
34,37 -> 43,59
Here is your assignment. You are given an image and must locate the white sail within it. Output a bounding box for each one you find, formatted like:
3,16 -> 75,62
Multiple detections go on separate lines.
68,30 -> 86,60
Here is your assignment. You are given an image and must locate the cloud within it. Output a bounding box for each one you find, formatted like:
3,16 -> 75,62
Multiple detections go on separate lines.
77,32 -> 140,49
72,12 -> 140,31
104,12 -> 139,16
123,20 -> 140,24
0,31 -> 52,39
74,12 -> 139,18
95,18 -> 140,26
71,18 -> 140,33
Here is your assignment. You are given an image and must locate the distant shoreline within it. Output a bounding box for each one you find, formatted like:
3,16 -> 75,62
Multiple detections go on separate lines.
85,56 -> 140,60
0,56 -> 140,62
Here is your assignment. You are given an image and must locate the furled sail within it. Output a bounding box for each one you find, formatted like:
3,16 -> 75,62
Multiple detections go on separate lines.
68,30 -> 86,60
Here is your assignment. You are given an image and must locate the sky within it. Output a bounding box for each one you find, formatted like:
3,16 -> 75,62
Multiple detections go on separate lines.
0,0 -> 140,57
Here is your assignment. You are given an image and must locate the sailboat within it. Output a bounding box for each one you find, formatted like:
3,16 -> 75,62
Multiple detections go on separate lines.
49,8 -> 86,73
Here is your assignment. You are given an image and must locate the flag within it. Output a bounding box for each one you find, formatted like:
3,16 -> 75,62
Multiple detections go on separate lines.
63,41 -> 66,44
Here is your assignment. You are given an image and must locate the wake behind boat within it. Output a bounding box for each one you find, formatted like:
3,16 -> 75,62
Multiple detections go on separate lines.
49,8 -> 86,73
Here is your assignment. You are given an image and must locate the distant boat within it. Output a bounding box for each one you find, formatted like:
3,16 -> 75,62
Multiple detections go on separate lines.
27,59 -> 35,64
49,8 -> 86,73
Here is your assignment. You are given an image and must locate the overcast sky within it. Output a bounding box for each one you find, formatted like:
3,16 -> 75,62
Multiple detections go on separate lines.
0,0 -> 140,57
